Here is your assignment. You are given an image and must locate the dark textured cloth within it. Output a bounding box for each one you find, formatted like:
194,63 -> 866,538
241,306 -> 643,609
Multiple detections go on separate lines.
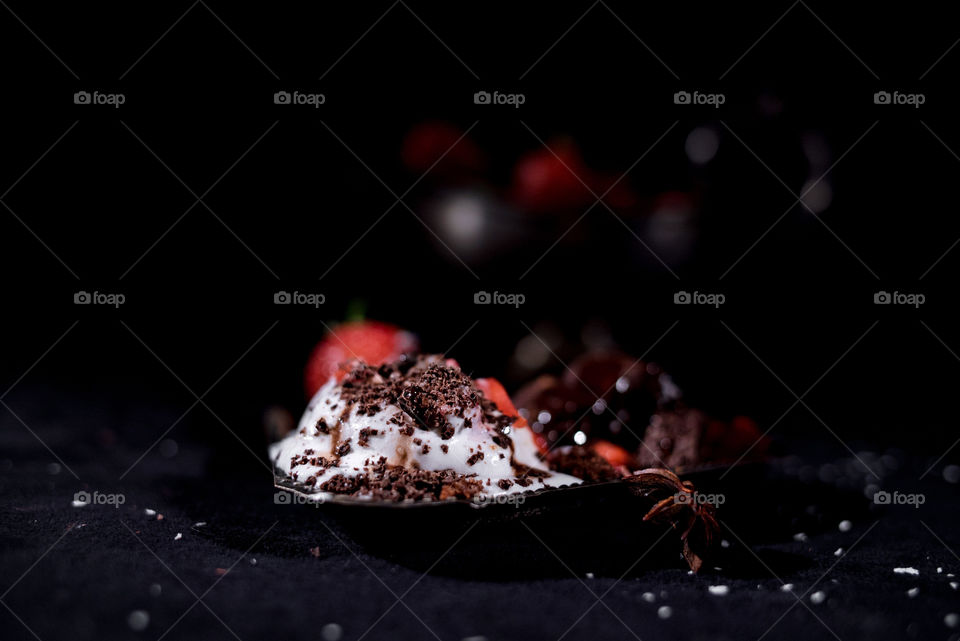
1,385 -> 958,641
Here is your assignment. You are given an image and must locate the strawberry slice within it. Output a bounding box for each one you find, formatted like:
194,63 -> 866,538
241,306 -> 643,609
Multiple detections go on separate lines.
305,320 -> 419,397
476,377 -> 549,452
590,439 -> 635,468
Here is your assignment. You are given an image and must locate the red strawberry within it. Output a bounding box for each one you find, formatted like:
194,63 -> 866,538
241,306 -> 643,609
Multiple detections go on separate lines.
590,439 -> 634,468
402,121 -> 484,177
305,321 -> 419,397
476,377 -> 549,452
511,141 -> 595,214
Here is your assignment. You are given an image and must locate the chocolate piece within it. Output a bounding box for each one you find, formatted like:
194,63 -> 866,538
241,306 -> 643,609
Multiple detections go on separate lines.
637,408 -> 705,469
547,446 -> 622,483
513,350 -> 670,452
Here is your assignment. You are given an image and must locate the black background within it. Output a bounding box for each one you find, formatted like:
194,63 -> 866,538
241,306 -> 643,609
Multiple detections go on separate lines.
2,2 -> 959,641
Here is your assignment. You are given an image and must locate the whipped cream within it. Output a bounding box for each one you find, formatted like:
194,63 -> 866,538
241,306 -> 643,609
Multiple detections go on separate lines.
270,356 -> 581,500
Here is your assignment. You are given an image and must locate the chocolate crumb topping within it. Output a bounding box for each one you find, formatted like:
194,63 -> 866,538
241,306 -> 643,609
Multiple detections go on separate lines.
497,479 -> 514,490
315,465 -> 484,501
335,439 -> 352,457
357,428 -> 379,447
466,452 -> 484,466
440,444 -> 449,453
316,417 -> 330,434
421,444 -> 431,454
334,355 -> 519,445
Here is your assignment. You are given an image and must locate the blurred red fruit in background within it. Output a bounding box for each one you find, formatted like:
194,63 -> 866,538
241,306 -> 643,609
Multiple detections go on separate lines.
402,121 -> 484,177
511,141 -> 596,214
305,321 -> 419,397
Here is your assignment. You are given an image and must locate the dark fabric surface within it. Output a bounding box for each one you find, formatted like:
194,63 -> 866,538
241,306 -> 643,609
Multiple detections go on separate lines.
1,385 -> 958,641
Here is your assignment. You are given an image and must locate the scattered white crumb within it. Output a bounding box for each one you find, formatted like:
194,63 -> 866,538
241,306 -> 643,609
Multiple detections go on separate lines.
838,520 -> 852,532
810,591 -> 826,604
174,533 -> 182,541
907,587 -> 919,598
793,532 -> 808,542
894,567 -> 919,576
949,573 -> 956,578
321,623 -> 343,641
950,582 -> 958,590
127,610 -> 150,631
946,613 -> 959,629
641,592 -> 656,603
834,548 -> 843,557
657,606 -> 673,619
708,585 -> 729,596
938,567 -> 943,574
721,540 -> 730,548
781,584 -> 794,592
144,508 -> 156,516
585,573 -> 594,579
687,570 -> 694,575
194,522 -> 207,527
71,500 -> 87,508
